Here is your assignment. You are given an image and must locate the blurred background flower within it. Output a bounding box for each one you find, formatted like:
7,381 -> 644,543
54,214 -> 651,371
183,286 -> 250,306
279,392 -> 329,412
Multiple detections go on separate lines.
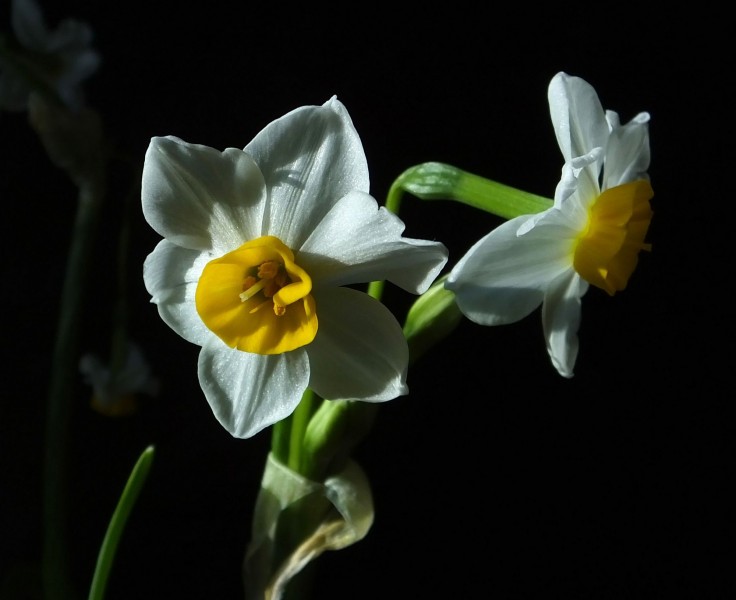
0,0 -> 99,112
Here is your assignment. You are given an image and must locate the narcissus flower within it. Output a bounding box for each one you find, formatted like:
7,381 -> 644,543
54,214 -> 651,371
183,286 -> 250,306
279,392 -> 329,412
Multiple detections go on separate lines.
446,72 -> 653,378
79,342 -> 160,417
0,0 -> 100,111
143,97 -> 448,438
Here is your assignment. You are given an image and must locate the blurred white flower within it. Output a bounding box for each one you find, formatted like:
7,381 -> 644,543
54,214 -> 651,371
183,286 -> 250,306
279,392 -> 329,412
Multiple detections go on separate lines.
80,342 -> 160,417
0,0 -> 100,111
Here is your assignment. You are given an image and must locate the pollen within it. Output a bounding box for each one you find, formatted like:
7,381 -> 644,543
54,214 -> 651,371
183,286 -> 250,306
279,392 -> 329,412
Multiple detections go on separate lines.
240,261 -> 288,306
573,180 -> 654,295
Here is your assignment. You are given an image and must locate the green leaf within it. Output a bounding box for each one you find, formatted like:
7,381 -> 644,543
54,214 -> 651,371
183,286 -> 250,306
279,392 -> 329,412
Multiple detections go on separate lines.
87,445 -> 155,600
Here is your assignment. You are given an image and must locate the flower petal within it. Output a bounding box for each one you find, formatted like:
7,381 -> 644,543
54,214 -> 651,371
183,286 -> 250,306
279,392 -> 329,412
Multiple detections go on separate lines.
552,148 -> 603,214
548,72 -> 609,165
141,136 -> 266,253
306,287 -> 408,402
299,190 -> 448,294
198,340 -> 309,438
12,0 -> 47,51
541,270 -> 588,378
57,45 -> 100,86
603,112 -> 651,189
244,97 -> 370,250
446,214 -> 574,324
143,239 -> 212,346
79,342 -> 159,411
46,18 -> 94,54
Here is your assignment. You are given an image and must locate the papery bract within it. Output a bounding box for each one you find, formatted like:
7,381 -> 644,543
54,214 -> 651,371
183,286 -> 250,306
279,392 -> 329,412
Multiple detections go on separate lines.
244,453 -> 373,600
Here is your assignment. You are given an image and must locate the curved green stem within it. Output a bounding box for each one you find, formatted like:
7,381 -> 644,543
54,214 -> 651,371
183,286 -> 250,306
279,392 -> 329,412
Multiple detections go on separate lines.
288,388 -> 318,473
388,161 -> 553,219
271,416 -> 292,466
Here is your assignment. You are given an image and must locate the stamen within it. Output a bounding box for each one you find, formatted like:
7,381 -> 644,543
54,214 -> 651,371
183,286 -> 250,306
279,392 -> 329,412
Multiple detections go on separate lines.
241,260 -> 288,303
242,275 -> 257,290
257,260 -> 281,279
262,279 -> 280,298
248,300 -> 272,314
240,279 -> 267,302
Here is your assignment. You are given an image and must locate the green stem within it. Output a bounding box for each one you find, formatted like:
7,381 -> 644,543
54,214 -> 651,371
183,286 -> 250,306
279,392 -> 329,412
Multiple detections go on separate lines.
384,177 -> 405,215
271,416 -> 292,466
43,178 -> 105,600
301,400 -> 378,481
366,279 -> 384,302
88,446 -> 155,600
288,389 -> 317,473
388,161 -> 553,219
300,400 -> 348,480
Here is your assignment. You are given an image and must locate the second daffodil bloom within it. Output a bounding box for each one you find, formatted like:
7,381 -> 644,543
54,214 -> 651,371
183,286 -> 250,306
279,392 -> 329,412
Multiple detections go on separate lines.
0,0 -> 100,112
446,72 -> 653,378
143,97 -> 448,438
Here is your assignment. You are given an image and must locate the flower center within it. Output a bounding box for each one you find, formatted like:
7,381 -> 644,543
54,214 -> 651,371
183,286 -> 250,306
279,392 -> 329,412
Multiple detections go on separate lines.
195,236 -> 318,355
573,180 -> 654,296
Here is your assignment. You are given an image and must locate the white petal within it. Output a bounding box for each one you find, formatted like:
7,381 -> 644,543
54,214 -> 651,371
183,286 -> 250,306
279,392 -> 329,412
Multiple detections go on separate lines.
553,155 -> 600,217
548,72 -> 609,165
299,191 -> 448,294
143,239 -> 212,346
58,46 -> 100,84
307,288 -> 408,402
12,0 -> 47,51
141,136 -> 266,253
45,18 -> 94,54
79,342 -> 159,403
541,270 -> 588,378
605,109 -> 621,130
78,354 -> 108,392
244,97 -> 370,250
198,340 -> 310,439
603,112 -> 651,189
446,214 -> 574,325
118,342 -> 160,397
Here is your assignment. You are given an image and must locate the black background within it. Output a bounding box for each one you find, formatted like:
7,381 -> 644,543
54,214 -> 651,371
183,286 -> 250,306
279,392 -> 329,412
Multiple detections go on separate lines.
1,2 -> 733,599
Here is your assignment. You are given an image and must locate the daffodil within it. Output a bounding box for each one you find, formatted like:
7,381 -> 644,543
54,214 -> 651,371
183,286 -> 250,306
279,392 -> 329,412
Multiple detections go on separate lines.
79,342 -> 160,417
0,0 -> 100,112
446,72 -> 653,378
142,97 -> 448,438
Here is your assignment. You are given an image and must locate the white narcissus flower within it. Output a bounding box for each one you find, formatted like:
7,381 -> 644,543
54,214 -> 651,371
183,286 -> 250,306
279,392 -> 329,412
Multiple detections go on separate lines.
0,0 -> 100,111
79,342 -> 160,417
142,97 -> 448,438
446,72 -> 653,378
